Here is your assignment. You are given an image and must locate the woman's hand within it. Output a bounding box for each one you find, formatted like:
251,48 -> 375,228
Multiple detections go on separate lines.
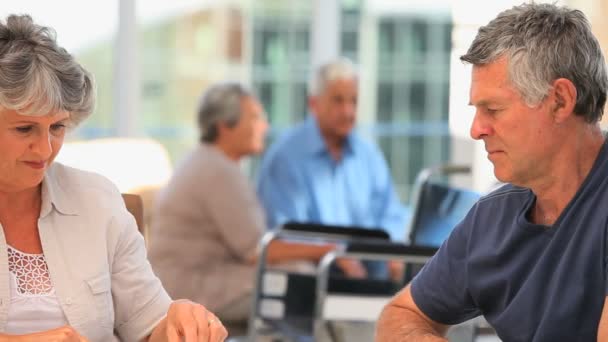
147,300 -> 228,342
0,325 -> 89,341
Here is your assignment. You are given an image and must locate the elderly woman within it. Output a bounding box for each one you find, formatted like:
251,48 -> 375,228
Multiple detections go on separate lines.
0,14 -> 227,341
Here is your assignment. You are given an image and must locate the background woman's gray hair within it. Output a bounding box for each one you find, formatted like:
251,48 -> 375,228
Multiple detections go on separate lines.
0,14 -> 95,127
197,82 -> 252,143
309,57 -> 358,96
460,3 -> 607,123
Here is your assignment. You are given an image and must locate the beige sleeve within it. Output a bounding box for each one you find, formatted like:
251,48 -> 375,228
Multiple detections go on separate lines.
110,204 -> 172,342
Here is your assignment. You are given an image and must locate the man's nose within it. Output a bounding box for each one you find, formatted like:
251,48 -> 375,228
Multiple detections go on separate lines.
470,110 -> 491,140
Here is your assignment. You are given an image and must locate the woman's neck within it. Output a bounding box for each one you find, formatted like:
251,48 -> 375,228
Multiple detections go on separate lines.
0,186 -> 42,219
211,141 -> 242,162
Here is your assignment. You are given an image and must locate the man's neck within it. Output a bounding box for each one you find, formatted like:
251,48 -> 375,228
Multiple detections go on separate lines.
321,132 -> 347,162
529,126 -> 605,225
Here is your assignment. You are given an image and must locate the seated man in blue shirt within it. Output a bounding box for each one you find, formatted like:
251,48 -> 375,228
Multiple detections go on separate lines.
376,3 -> 608,341
257,57 -> 409,243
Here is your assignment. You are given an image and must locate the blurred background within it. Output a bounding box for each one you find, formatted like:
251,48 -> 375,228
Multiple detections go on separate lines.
2,0 -> 607,204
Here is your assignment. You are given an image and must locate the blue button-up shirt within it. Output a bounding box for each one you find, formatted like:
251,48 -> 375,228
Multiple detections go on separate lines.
256,116 -> 410,240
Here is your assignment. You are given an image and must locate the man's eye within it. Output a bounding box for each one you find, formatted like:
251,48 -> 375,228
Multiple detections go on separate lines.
15,126 -> 33,133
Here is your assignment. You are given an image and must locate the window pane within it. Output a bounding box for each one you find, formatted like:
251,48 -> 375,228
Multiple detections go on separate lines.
377,83 -> 394,122
410,82 -> 427,121
375,12 -> 452,203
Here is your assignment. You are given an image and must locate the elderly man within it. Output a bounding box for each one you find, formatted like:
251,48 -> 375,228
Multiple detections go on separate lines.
376,3 -> 608,341
257,58 -> 409,242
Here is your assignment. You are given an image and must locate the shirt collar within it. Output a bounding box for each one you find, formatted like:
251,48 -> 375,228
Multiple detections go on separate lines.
303,115 -> 355,157
40,164 -> 78,218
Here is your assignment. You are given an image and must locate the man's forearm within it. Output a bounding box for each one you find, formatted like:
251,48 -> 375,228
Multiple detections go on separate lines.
376,304 -> 448,342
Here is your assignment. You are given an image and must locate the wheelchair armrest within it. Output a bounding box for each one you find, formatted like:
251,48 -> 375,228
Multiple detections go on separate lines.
281,222 -> 390,241
345,241 -> 437,257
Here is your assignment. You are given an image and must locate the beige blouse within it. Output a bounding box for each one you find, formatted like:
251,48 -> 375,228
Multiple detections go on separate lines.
0,162 -> 172,342
148,144 -> 263,314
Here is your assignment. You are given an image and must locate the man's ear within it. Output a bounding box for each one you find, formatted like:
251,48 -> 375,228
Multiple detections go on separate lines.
551,78 -> 577,123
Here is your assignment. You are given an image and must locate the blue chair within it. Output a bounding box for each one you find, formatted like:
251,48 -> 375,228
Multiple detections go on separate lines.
407,164 -> 481,248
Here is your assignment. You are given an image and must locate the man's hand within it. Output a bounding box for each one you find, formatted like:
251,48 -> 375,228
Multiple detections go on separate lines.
148,300 -> 228,342
0,326 -> 89,341
335,257 -> 368,278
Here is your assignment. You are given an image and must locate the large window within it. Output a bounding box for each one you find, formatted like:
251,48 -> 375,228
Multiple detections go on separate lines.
375,13 -> 452,199
341,0 -> 362,62
136,6 -> 249,163
251,2 -> 312,129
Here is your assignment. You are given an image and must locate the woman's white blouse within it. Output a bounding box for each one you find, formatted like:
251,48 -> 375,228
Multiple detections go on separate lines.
5,246 -> 68,334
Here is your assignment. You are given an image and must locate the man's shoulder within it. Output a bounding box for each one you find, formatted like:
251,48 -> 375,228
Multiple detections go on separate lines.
348,132 -> 388,162
350,132 -> 379,149
477,183 -> 531,208
279,121 -> 311,144
264,122 -> 310,160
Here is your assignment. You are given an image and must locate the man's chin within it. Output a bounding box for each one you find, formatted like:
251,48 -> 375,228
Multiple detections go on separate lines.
251,146 -> 265,156
493,168 -> 514,185
335,128 -> 353,139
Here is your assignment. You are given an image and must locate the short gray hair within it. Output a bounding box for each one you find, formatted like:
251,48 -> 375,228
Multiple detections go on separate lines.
309,57 -> 358,96
0,14 -> 95,127
461,3 -> 607,123
197,82 -> 252,143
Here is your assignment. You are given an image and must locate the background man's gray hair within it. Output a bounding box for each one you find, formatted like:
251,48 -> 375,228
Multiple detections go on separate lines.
309,57 -> 358,96
0,14 -> 95,127
197,82 -> 252,143
461,3 -> 608,123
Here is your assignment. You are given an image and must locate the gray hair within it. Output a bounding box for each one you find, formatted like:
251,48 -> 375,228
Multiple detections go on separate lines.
461,3 -> 607,123
309,57 -> 358,96
197,82 -> 252,143
0,14 -> 95,127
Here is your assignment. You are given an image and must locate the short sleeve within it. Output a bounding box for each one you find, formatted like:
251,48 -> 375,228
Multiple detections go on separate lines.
410,211 -> 481,325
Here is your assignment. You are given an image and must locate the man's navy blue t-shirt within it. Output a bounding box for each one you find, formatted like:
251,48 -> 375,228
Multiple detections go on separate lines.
411,139 -> 608,341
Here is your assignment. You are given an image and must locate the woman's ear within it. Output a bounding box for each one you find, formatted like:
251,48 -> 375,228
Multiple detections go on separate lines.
551,78 -> 577,123
216,121 -> 231,138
